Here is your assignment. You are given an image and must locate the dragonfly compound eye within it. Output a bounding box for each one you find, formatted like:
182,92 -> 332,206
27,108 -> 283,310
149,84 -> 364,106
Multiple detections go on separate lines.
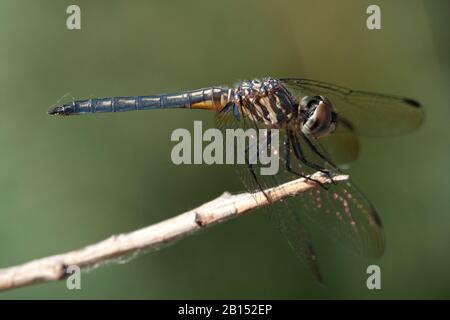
300,95 -> 336,138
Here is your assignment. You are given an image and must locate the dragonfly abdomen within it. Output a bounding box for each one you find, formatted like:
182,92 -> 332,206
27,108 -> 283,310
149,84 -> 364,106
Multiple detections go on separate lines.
48,88 -> 231,116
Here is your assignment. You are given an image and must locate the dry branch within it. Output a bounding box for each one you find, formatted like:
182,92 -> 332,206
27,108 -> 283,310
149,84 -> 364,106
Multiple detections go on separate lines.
0,172 -> 348,291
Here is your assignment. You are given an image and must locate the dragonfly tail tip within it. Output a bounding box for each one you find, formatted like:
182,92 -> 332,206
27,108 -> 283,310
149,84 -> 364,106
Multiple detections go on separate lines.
47,105 -> 72,116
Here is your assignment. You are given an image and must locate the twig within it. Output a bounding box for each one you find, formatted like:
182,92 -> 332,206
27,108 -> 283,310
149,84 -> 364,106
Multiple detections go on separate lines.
0,172 -> 348,291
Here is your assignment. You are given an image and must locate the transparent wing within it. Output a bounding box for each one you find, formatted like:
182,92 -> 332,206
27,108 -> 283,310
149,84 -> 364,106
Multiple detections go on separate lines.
216,107 -> 324,282
284,129 -> 385,258
217,107 -> 385,266
319,118 -> 359,166
281,78 -> 424,136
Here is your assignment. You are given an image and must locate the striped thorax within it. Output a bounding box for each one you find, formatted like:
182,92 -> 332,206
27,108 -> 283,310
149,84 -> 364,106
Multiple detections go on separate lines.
232,78 -> 298,128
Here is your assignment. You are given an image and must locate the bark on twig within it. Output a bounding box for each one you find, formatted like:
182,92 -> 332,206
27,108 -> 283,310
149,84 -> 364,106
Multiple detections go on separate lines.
0,172 -> 348,291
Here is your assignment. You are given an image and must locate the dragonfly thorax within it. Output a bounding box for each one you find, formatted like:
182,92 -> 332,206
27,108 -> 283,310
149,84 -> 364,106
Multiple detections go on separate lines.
233,78 -> 298,128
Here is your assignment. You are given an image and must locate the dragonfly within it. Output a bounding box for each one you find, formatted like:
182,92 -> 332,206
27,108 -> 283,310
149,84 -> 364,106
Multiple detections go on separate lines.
48,78 -> 424,282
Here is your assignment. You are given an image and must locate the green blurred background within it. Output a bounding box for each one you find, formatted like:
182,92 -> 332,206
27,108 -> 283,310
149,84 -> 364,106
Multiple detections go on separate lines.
0,0 -> 448,299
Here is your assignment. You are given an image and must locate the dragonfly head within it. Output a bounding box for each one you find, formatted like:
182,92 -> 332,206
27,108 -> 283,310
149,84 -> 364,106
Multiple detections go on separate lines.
300,95 -> 337,138
47,103 -> 74,116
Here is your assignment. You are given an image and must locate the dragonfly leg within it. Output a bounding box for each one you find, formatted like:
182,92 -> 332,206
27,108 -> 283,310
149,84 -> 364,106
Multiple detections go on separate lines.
284,135 -> 327,189
302,134 -> 339,173
301,135 -> 337,185
244,139 -> 272,201
288,132 -> 336,189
